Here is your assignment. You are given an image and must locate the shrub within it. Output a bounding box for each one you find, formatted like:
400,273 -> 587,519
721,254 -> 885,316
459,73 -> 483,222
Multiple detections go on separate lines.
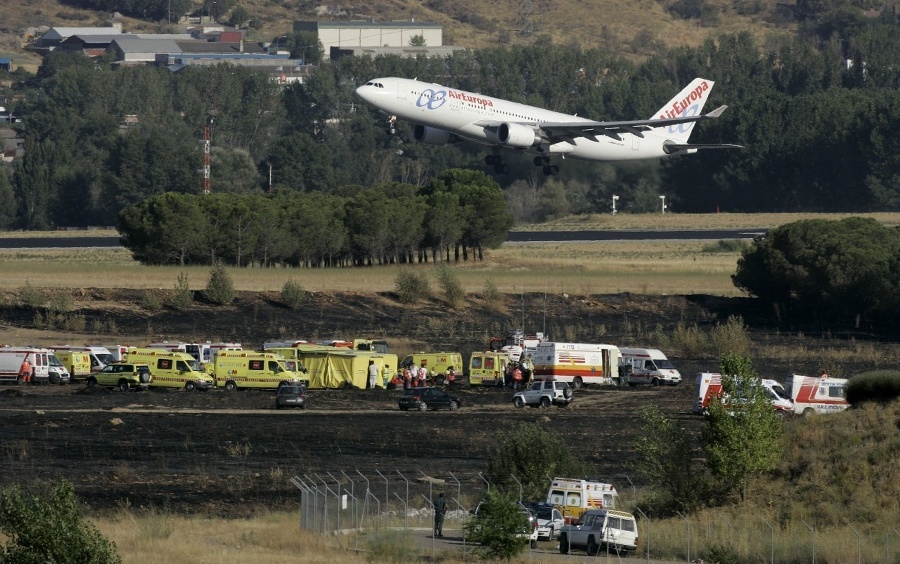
463,488 -> 529,560
205,263 -> 235,305
281,278 -> 306,310
47,291 -> 74,314
846,370 -> 900,405
170,273 -> 192,310
18,281 -> 45,309
141,289 -> 163,312
710,315 -> 751,357
0,481 -> 121,563
365,530 -> 416,563
394,268 -> 430,303
434,264 -> 464,308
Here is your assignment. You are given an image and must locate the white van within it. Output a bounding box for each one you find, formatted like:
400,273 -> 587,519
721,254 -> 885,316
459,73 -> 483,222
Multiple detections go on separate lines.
50,345 -> 115,372
693,372 -> 792,415
619,348 -> 681,386
786,374 -> 849,415
0,348 -> 50,384
558,508 -> 639,556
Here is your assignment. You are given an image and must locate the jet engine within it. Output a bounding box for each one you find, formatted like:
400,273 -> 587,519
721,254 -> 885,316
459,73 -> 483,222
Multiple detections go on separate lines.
413,125 -> 454,145
497,122 -> 540,148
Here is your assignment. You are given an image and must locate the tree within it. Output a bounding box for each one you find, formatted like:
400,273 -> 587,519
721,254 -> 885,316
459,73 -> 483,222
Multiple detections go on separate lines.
205,263 -> 235,305
463,488 -> 529,560
0,166 -> 16,229
701,354 -> 782,502
486,422 -> 590,502
632,405 -> 707,512
0,481 -> 121,563
409,34 -> 426,47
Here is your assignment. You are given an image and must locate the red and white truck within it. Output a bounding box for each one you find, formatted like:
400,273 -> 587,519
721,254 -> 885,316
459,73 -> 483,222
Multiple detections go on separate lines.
786,374 -> 849,416
531,342 -> 623,388
693,372 -> 793,415
546,477 -> 619,525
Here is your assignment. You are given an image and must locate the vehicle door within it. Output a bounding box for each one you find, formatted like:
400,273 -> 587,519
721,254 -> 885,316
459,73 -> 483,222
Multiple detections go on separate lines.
604,515 -> 620,544
427,388 -> 450,409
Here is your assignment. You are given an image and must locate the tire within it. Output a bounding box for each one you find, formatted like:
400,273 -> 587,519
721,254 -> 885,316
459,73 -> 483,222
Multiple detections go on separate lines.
448,400 -> 459,411
651,378 -> 660,387
139,372 -> 151,384
224,380 -> 237,391
586,536 -> 599,556
184,381 -> 196,392
802,407 -> 814,417
49,372 -> 60,385
16,375 -> 24,385
559,534 -> 569,554
514,397 -> 525,408
399,406 -> 408,411
563,386 -> 573,400
530,539 -> 537,549
118,380 -> 129,393
573,377 -> 583,389
540,396 -> 551,408
418,401 -> 428,412
86,376 -> 97,386
434,375 -> 444,386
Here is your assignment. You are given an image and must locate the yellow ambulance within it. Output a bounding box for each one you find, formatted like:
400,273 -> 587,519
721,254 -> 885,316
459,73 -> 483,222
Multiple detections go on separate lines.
51,350 -> 92,383
126,348 -> 214,391
468,351 -> 509,386
211,351 -> 306,390
400,352 -> 463,385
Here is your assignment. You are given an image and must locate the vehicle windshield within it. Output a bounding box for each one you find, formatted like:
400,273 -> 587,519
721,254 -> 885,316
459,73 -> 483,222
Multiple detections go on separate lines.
770,384 -> 787,400
657,359 -> 675,369
48,355 -> 63,367
534,507 -> 553,520
95,353 -> 116,365
185,360 -> 202,371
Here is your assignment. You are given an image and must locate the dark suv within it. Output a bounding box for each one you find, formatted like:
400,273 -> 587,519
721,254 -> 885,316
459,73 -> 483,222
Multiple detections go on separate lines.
87,363 -> 152,391
398,387 -> 461,411
275,384 -> 306,409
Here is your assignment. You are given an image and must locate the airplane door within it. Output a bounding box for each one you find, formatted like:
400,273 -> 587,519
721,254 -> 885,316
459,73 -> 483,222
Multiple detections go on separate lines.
397,81 -> 407,100
631,136 -> 640,151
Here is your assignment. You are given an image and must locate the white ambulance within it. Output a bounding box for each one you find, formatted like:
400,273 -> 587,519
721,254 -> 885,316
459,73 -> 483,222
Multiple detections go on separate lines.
50,345 -> 115,372
531,342 -> 622,388
546,477 -> 619,525
0,347 -> 51,384
786,374 -> 849,416
693,372 -> 792,415
619,347 -> 681,386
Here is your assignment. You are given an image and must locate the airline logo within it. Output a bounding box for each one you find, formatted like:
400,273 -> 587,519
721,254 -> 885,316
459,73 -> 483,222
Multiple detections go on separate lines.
659,80 -> 710,120
416,88 -> 494,111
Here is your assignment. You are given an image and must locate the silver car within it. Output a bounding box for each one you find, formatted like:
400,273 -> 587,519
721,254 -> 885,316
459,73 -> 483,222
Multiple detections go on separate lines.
530,502 -> 565,540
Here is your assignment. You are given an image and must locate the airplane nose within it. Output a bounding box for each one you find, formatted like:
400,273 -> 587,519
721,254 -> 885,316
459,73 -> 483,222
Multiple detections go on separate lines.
355,85 -> 372,102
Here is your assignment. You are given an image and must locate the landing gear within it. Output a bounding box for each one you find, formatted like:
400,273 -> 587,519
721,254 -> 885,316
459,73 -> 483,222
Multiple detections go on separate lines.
533,155 -> 559,175
485,154 -> 510,174
386,115 -> 397,135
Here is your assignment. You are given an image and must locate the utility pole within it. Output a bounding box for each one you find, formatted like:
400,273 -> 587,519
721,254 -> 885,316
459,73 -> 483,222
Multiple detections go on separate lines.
202,117 -> 212,194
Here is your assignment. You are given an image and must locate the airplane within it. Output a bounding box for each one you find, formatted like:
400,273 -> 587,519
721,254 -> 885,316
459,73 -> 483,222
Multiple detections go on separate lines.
355,77 -> 743,175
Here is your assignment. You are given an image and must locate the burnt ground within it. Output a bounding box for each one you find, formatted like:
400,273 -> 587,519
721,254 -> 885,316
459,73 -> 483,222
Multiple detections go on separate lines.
0,289 -> 887,517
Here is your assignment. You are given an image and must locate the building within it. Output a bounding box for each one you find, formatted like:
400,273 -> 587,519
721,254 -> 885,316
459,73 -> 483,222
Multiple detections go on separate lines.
37,26 -> 123,49
0,58 -> 11,72
293,20 -> 465,60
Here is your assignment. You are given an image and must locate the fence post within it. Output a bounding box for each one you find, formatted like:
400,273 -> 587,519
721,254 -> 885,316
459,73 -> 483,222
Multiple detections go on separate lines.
635,507 -> 650,563
677,511 -> 691,563
478,471 -> 490,490
846,522 -> 861,564
375,469 -> 389,523
396,470 -> 409,533
889,527 -> 900,564
357,469 -> 371,532
802,520 -> 816,564
511,474 -> 523,503
760,516 -> 774,564
717,512 -> 733,548
326,472 -> 342,534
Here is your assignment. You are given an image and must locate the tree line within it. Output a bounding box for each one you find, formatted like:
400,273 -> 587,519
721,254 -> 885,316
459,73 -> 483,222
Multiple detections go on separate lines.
1,0 -> 900,232
117,169 -> 513,266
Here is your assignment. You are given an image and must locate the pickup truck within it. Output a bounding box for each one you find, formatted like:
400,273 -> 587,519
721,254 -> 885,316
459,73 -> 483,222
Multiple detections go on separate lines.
512,380 -> 572,408
558,508 -> 638,556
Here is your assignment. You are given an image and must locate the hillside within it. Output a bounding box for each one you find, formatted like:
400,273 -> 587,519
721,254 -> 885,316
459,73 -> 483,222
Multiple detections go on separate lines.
0,0 -> 796,72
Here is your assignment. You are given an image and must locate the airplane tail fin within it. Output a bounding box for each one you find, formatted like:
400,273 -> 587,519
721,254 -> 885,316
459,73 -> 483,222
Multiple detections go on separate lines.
651,78 -> 715,143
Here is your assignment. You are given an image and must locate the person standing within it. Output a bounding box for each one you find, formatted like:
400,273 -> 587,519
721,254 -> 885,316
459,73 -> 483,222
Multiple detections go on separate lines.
419,361 -> 429,386
433,492 -> 447,537
367,360 -> 378,389
409,363 -> 419,387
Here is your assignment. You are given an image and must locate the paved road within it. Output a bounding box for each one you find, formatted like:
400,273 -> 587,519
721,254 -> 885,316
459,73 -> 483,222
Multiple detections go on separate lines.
0,229 -> 766,250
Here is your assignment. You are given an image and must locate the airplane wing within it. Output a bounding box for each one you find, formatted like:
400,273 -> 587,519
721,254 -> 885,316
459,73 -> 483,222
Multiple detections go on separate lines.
663,142 -> 745,154
536,105 -> 730,142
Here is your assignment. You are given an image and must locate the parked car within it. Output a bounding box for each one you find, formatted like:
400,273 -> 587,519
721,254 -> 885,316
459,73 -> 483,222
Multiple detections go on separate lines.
398,387 -> 461,411
512,379 -> 572,408
275,384 -> 306,409
87,363 -> 151,392
528,501 -> 565,541
470,501 -> 539,549
558,508 -> 638,556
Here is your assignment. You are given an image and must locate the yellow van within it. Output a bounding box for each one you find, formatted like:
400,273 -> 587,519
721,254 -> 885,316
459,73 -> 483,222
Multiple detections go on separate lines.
211,351 -> 306,391
400,352 -> 463,385
468,351 -> 509,386
51,350 -> 92,383
126,348 -> 214,391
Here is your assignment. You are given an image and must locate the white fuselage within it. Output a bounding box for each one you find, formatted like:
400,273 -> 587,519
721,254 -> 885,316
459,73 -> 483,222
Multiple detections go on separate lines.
357,78 -> 679,162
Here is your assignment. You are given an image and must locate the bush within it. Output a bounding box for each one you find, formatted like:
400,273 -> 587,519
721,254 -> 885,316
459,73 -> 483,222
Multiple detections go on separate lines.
463,488 -> 529,560
394,268 -> 430,304
18,281 -> 45,309
47,291 -> 74,314
0,481 -> 121,563
365,530 -> 416,563
709,315 -> 751,357
205,263 -> 235,305
434,264 -> 464,308
846,370 -> 900,405
141,289 -> 163,312
170,273 -> 192,310
281,278 -> 306,310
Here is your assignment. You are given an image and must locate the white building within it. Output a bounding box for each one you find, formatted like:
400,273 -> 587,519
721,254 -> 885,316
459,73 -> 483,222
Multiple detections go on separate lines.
293,20 -> 464,59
